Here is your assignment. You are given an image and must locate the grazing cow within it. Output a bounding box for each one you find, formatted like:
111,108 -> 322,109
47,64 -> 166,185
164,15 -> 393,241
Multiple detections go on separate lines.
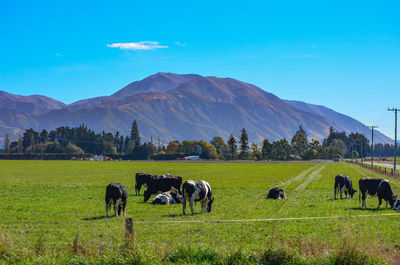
143,175 -> 182,202
135,173 -> 157,195
151,188 -> 182,205
182,180 -> 214,215
105,183 -> 128,217
266,187 -> 286,199
334,174 -> 357,199
393,200 -> 400,210
359,178 -> 398,209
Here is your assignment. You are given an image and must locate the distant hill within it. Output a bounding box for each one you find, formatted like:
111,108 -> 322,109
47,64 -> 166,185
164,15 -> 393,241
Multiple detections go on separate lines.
0,91 -> 65,114
285,100 -> 390,144
0,73 -> 393,144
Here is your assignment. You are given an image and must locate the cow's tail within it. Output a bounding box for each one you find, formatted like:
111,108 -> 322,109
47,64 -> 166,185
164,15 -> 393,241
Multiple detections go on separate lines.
358,189 -> 361,203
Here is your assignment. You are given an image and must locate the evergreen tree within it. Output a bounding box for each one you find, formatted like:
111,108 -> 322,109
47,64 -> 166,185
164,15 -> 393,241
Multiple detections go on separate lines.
18,135 -> 23,153
4,133 -> 10,153
239,128 -> 249,160
157,137 -> 162,152
39,129 -> 48,143
22,128 -> 38,150
30,133 -> 36,153
119,136 -> 124,154
130,120 -> 141,149
261,139 -> 272,160
291,125 -> 308,159
271,138 -> 292,160
227,134 -> 237,160
323,127 -> 348,147
114,131 -> 120,152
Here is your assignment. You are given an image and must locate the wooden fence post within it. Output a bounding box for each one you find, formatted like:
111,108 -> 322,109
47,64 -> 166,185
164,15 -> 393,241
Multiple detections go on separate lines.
125,217 -> 135,246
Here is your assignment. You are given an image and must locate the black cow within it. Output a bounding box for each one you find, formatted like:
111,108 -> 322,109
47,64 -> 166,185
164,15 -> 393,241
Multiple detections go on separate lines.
359,178 -> 398,209
151,188 -> 182,205
143,175 -> 182,202
105,183 -> 128,217
182,180 -> 214,215
334,174 -> 357,199
135,173 -> 158,195
266,187 -> 286,199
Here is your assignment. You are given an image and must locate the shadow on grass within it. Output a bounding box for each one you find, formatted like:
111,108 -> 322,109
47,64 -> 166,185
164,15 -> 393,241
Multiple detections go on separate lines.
82,215 -> 114,221
346,207 -> 384,211
328,197 -> 356,201
161,212 -> 202,218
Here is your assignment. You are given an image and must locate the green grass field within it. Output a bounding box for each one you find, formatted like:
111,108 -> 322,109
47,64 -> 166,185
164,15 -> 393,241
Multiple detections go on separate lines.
1,160 -> 400,264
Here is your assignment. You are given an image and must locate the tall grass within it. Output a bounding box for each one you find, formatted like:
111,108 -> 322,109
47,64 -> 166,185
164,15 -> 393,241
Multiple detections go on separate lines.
0,235 -> 386,264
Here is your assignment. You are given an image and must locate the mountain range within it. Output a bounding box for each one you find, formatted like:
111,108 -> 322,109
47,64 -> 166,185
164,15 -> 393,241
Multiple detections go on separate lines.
0,73 -> 392,145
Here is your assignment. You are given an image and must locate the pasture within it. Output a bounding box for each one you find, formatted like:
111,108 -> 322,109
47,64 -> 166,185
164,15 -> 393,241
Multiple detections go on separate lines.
0,160 -> 400,264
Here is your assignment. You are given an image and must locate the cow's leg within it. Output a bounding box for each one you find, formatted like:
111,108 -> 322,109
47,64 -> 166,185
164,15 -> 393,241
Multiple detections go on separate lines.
106,199 -> 113,217
377,196 -> 382,210
122,202 -> 126,217
203,199 -> 209,213
143,190 -> 151,202
135,184 -> 140,195
182,197 -> 186,215
386,200 -> 388,209
106,201 -> 110,217
340,186 -> 343,199
114,198 -> 120,217
362,193 -> 367,209
190,197 -> 195,215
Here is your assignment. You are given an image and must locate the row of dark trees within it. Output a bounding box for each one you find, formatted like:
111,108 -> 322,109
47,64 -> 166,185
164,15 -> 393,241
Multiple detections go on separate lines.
1,121 -> 396,160
2,121 -> 159,159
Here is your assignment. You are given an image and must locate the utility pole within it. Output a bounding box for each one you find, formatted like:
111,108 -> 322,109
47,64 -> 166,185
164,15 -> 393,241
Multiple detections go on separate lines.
367,125 -> 378,167
388,108 -> 399,174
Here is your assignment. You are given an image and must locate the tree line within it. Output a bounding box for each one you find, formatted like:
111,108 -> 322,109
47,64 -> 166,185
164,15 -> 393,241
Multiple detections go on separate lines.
1,121 -> 396,160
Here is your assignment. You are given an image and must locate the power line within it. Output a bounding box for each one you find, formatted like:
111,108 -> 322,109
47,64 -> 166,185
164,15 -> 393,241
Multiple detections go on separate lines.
388,108 -> 399,174
367,125 -> 378,167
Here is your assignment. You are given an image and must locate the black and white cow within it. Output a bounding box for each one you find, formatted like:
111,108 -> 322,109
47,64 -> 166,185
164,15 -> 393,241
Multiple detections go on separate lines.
393,200 -> 400,210
182,180 -> 214,215
151,188 -> 182,205
105,183 -> 128,217
334,174 -> 357,199
266,187 -> 286,199
143,175 -> 182,202
359,178 -> 398,209
135,173 -> 158,195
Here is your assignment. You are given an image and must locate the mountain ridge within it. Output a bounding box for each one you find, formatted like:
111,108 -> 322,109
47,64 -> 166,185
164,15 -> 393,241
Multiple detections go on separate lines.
0,73 -> 392,144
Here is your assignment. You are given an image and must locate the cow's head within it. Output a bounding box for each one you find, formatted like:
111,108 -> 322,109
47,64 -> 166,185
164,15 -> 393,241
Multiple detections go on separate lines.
389,195 -> 398,208
349,188 -> 357,198
279,189 -> 286,199
207,197 -> 214,213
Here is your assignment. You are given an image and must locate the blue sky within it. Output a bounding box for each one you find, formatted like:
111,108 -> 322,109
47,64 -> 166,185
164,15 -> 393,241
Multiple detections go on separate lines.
0,1 -> 399,139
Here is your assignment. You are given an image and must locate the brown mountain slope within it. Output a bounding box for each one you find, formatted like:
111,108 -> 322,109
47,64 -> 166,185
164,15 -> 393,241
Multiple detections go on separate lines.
0,73 -> 393,144
0,91 -> 65,114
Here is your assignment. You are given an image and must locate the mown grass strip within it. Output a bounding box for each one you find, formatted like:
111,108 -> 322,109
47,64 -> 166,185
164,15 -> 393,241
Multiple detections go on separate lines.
131,212 -> 400,224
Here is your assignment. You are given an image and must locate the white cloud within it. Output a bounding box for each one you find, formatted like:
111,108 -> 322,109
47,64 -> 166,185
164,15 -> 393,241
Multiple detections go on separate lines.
174,41 -> 186,47
107,41 -> 168,50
